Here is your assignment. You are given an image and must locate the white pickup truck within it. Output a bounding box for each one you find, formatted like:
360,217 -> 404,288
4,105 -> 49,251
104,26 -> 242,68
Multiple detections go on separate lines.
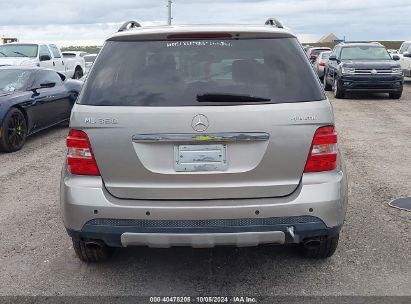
398,41 -> 411,78
62,51 -> 87,79
0,42 -> 66,75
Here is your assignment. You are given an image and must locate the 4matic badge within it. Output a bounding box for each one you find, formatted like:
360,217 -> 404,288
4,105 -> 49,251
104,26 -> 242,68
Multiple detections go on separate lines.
291,116 -> 318,122
84,117 -> 119,125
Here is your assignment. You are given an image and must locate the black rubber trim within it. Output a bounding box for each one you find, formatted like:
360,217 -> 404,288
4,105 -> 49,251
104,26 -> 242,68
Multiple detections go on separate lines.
66,216 -> 342,247
86,215 -> 321,228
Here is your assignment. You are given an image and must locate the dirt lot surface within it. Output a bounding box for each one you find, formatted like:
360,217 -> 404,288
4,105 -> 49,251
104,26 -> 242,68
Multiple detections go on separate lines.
0,80 -> 410,296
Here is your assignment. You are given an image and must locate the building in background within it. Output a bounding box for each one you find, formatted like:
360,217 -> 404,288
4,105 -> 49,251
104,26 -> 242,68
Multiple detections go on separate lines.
0,37 -> 18,45
318,33 -> 340,43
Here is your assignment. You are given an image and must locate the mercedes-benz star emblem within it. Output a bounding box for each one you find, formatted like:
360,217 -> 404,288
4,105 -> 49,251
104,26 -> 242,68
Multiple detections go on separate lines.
191,114 -> 209,132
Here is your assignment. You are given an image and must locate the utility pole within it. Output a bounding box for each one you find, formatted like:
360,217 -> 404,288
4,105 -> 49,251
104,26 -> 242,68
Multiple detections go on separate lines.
167,0 -> 173,25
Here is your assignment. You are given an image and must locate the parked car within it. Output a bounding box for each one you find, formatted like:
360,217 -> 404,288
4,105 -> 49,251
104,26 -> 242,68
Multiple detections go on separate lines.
62,51 -> 87,80
0,67 -> 82,152
83,54 -> 97,74
323,42 -> 403,99
397,41 -> 411,78
61,19 -> 348,262
313,51 -> 331,80
306,47 -> 331,63
303,45 -> 313,53
0,43 -> 66,75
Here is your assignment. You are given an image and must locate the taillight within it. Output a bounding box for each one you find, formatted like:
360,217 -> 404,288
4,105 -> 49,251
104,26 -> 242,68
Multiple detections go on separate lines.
304,126 -> 337,173
66,130 -> 100,176
319,61 -> 326,67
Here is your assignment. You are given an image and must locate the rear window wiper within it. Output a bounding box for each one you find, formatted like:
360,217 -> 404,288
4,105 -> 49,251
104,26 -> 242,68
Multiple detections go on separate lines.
197,93 -> 271,103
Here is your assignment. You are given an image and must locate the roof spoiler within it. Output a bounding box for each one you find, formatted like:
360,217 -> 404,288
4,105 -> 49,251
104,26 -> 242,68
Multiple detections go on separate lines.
265,18 -> 284,29
118,21 -> 142,32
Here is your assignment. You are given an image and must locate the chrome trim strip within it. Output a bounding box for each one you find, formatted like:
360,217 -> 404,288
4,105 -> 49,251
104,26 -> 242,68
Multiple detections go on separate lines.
132,132 -> 270,143
354,72 -> 396,75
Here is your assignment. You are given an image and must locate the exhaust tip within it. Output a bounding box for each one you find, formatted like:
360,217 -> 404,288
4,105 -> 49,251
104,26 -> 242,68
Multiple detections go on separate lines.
84,240 -> 104,250
303,239 -> 321,249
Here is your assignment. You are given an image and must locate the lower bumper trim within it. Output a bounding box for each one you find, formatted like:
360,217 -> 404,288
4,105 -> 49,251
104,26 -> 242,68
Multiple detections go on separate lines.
121,231 -> 285,248
66,216 -> 342,248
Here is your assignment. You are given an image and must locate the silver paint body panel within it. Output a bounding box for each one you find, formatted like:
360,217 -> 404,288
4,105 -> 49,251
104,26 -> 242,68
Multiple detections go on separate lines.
69,100 -> 334,200
121,231 -> 286,248
61,159 -> 348,234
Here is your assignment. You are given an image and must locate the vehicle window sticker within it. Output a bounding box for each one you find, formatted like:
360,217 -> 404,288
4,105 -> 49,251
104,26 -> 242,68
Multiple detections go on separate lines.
166,41 -> 233,48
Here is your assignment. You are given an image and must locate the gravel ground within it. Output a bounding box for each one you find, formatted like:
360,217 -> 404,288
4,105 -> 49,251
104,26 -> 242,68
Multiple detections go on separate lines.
0,80 -> 410,296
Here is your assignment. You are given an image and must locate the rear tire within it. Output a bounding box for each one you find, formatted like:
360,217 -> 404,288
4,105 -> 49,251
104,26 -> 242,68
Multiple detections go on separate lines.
72,238 -> 114,262
73,67 -> 83,80
0,108 -> 27,153
333,79 -> 345,99
300,234 -> 340,259
323,72 -> 332,91
389,90 -> 402,99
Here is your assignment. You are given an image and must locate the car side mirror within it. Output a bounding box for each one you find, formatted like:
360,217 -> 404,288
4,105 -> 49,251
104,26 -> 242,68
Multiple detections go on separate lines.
328,55 -> 337,61
40,81 -> 56,88
39,55 -> 51,61
403,52 -> 411,58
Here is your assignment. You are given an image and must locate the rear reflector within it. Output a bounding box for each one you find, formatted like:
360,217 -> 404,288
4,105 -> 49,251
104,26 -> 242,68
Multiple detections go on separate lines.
304,126 -> 337,173
167,33 -> 232,39
66,130 -> 100,176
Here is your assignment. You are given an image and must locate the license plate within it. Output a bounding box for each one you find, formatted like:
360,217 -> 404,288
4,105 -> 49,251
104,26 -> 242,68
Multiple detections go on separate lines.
174,144 -> 228,172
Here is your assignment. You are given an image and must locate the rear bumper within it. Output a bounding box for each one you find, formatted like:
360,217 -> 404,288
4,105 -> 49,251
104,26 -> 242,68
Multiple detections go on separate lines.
339,75 -> 403,92
67,216 -> 342,248
317,67 -> 325,78
61,159 -> 348,248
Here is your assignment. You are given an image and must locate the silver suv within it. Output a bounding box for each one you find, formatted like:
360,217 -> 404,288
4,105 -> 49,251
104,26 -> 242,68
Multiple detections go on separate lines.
60,20 -> 348,262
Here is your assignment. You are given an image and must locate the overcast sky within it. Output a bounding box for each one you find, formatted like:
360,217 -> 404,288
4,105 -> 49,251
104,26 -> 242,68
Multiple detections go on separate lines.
0,0 -> 410,46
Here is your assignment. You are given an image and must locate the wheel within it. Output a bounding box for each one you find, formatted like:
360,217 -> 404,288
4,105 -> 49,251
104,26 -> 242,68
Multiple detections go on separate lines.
300,234 -> 340,259
323,72 -> 332,91
333,79 -> 345,99
0,108 -> 27,153
72,238 -> 114,262
73,67 -> 83,80
389,90 -> 402,99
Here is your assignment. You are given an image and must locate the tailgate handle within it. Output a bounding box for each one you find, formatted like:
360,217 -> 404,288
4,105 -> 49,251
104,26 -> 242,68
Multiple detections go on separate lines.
132,132 -> 270,143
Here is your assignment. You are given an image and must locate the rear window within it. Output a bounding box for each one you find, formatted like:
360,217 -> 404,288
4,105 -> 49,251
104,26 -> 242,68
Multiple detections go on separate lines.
311,49 -> 330,57
80,38 -> 325,106
321,52 -> 331,60
62,53 -> 76,58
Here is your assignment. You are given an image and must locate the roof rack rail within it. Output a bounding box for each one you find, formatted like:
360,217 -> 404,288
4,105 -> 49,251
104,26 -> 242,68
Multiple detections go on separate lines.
118,21 -> 141,32
265,18 -> 284,29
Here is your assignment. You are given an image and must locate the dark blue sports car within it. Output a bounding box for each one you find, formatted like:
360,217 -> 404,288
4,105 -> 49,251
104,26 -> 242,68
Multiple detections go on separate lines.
0,67 -> 82,152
